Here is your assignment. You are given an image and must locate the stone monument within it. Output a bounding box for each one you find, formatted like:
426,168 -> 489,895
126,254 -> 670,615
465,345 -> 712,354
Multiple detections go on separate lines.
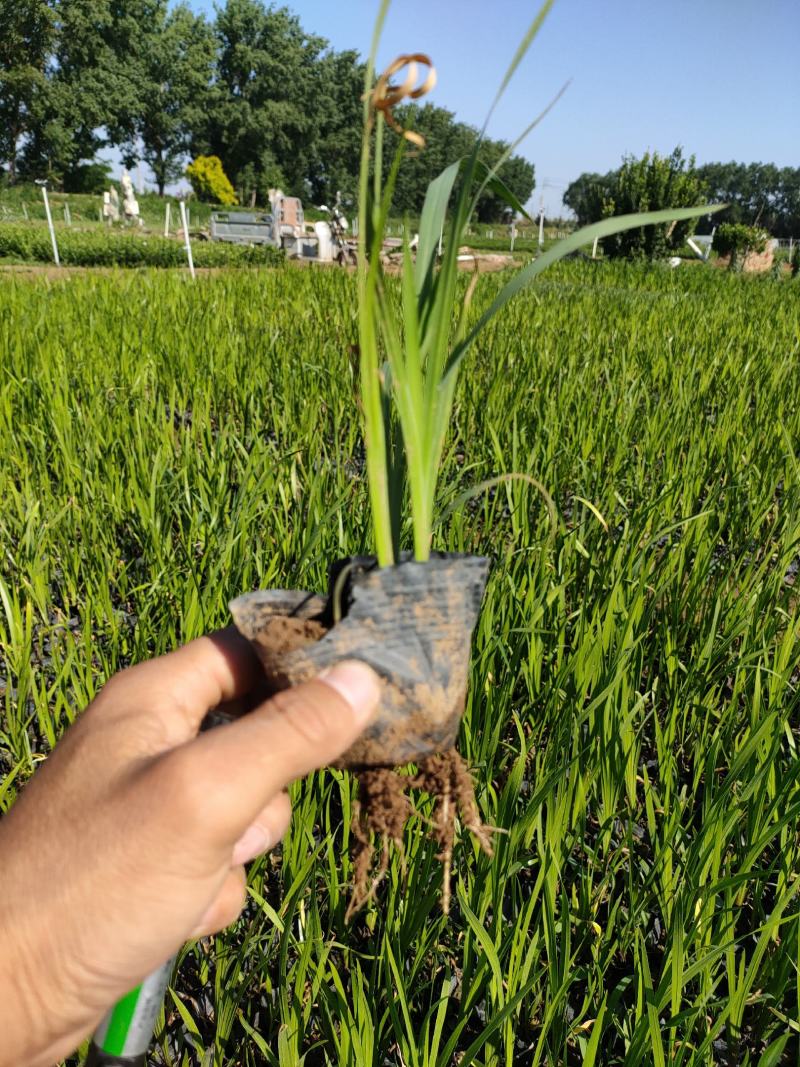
121,171 -> 142,226
103,187 -> 120,224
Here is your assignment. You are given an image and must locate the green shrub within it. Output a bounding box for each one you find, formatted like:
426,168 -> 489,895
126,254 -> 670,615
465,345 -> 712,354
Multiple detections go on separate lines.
712,222 -> 769,271
791,244 -> 800,278
185,156 -> 238,206
589,148 -> 706,261
0,225 -> 283,268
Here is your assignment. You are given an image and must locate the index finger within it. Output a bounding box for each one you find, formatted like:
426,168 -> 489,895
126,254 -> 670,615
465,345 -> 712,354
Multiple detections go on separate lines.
117,627 -> 264,738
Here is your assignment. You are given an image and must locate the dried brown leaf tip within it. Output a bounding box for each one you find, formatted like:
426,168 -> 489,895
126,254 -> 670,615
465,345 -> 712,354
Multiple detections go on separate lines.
370,53 -> 437,147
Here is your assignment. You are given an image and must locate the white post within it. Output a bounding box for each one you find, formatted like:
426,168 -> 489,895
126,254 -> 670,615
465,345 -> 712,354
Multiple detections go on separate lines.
438,222 -> 443,258
179,201 -> 195,280
538,209 -> 544,250
41,187 -> 60,266
592,236 -> 599,259
22,202 -> 29,221
64,203 -> 71,226
164,202 -> 171,237
510,221 -> 516,253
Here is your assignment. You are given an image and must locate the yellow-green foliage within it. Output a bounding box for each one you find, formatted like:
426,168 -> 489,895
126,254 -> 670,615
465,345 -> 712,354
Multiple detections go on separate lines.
186,155 -> 238,206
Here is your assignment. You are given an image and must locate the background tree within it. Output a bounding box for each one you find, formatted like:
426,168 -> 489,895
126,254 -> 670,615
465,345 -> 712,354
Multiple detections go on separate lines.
0,0 -> 55,184
198,0 -> 327,205
695,161 -> 800,237
186,154 -> 238,205
2,0 -> 539,212
382,103 -> 535,220
712,222 -> 769,272
473,142 -> 535,222
563,170 -> 615,226
114,3 -> 215,196
607,148 -> 705,259
569,160 -> 800,239
303,48 -> 364,207
383,104 -> 474,216
19,0 -> 145,184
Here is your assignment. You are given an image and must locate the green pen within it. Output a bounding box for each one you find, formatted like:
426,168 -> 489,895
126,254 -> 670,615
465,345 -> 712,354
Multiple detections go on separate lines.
85,958 -> 174,1066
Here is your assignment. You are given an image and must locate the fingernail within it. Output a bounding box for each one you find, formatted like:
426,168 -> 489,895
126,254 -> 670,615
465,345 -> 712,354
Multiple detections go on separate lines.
231,823 -> 270,865
318,661 -> 380,725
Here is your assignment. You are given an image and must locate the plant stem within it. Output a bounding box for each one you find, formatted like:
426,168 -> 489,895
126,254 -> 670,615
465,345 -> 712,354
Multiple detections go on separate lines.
357,4 -> 395,566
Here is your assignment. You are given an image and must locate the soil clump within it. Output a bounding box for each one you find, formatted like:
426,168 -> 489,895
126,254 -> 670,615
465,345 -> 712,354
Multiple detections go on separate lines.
233,584 -> 494,917
346,749 -> 494,920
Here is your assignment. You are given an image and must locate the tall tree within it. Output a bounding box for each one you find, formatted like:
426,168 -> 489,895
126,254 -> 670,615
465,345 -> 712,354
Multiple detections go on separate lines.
473,140 -> 535,223
305,47 -> 365,207
563,170 -> 615,226
20,0 -> 146,182
0,0 -> 55,183
776,167 -> 800,237
695,161 -> 800,237
199,0 -> 327,204
601,148 -> 705,259
113,3 -> 215,195
382,103 -> 535,220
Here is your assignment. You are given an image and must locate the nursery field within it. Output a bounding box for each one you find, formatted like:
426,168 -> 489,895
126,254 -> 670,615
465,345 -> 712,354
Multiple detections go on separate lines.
1,261 -> 799,1065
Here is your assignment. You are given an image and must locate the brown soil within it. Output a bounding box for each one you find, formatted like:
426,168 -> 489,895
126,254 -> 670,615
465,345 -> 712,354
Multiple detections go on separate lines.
346,749 -> 494,921
716,246 -> 775,273
379,248 -> 517,276
251,616 -> 327,658
346,767 -> 412,920
230,579 -> 492,915
0,264 -> 235,281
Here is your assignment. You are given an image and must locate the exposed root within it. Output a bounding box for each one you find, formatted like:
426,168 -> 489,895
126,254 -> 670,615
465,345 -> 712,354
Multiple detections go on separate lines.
346,749 -> 493,920
345,767 -> 411,922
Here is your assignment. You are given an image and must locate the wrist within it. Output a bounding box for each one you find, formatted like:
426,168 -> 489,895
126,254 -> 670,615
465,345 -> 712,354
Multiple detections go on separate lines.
0,914 -> 50,1066
0,860 -> 93,1067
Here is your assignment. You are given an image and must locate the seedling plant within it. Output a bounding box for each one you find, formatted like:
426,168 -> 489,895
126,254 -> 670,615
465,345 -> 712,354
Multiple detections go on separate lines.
349,0 -> 721,911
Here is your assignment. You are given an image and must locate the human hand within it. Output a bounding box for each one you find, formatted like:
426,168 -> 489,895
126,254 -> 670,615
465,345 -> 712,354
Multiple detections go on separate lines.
0,629 -> 380,1067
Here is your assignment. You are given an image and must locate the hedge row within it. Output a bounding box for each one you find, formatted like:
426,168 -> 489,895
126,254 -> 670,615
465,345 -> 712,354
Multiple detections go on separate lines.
0,225 -> 284,268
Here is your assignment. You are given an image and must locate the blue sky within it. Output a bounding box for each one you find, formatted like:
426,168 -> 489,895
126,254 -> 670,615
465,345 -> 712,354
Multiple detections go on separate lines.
182,0 -> 800,216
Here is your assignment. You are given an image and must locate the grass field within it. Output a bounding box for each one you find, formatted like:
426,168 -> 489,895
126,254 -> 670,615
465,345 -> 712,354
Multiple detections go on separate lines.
0,223 -> 285,269
0,184 -> 217,230
1,261 -> 799,1065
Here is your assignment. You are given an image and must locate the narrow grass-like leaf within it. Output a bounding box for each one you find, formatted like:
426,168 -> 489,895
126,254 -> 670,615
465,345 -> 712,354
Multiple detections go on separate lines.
448,204 -> 727,378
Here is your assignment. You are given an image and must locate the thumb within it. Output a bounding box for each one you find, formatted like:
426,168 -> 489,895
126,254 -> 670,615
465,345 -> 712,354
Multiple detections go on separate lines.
174,661 -> 381,843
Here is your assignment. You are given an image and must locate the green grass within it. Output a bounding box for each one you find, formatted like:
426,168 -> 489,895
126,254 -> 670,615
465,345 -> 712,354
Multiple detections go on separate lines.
0,182 -> 218,230
1,261 -> 798,1064
0,223 -> 284,269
